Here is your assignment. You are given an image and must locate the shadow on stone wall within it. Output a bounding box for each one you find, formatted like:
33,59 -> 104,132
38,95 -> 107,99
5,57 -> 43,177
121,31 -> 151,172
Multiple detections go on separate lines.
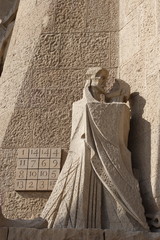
129,93 -> 158,221
0,0 -> 20,76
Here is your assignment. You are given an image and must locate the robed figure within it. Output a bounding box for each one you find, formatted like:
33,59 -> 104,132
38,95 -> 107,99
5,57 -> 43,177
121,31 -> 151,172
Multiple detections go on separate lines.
41,67 -> 149,231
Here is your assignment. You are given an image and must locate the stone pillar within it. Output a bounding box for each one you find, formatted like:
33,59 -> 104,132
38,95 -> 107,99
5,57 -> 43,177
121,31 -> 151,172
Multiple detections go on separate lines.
119,0 -> 160,215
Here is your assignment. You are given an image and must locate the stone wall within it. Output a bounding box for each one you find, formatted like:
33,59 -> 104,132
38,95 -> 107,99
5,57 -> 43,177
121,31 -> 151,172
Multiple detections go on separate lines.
1,228 -> 160,240
0,0 -> 119,218
119,0 -> 160,215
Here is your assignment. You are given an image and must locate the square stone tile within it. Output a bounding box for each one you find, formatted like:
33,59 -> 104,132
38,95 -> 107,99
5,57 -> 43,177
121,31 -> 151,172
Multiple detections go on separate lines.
28,159 -> 39,168
37,180 -> 48,191
17,148 -> 29,158
16,169 -> 27,180
51,148 -> 61,158
39,159 -> 50,169
50,159 -> 61,168
29,148 -> 40,158
49,169 -> 60,180
26,180 -> 37,191
27,169 -> 38,179
38,169 -> 49,179
40,148 -> 51,158
17,158 -> 28,169
15,180 -> 26,191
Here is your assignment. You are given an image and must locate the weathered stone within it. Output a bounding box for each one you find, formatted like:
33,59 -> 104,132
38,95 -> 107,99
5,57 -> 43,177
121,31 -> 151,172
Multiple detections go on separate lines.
59,33 -> 110,68
86,0 -> 119,32
55,0 -> 86,33
110,33 -> 119,68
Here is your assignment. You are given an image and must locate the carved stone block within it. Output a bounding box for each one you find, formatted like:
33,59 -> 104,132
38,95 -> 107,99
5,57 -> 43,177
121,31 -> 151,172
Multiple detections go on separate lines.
39,159 -> 50,169
37,180 -> 48,191
26,180 -> 37,191
15,148 -> 61,191
15,180 -> 26,191
38,170 -> 49,180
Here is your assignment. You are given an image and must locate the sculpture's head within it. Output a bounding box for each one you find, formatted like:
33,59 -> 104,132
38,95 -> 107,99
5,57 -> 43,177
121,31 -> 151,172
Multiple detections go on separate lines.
86,67 -> 109,91
106,79 -> 130,102
85,67 -> 130,103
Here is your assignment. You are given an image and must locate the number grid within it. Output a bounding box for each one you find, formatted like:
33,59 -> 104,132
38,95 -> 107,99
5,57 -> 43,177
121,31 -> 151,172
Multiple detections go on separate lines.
15,148 -> 61,191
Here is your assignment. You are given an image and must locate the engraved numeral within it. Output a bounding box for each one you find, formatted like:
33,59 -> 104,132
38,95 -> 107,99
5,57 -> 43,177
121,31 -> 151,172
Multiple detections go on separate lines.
40,148 -> 51,158
39,159 -> 49,168
29,148 -> 39,158
38,170 -> 49,180
15,180 -> 26,190
51,148 -> 61,159
50,159 -> 60,168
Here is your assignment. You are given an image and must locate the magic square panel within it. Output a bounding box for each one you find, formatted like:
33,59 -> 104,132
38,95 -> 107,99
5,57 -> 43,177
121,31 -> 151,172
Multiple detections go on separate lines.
15,148 -> 61,191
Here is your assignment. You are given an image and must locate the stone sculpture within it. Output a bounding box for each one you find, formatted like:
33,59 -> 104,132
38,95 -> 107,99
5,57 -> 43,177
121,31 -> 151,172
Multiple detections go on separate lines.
41,67 -> 149,231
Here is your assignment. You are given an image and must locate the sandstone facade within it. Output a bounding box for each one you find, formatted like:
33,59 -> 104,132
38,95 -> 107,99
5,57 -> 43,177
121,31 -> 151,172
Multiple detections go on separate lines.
0,0 -> 159,232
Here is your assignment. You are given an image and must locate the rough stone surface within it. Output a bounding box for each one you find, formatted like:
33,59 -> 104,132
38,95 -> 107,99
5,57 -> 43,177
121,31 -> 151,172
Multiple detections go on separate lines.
0,205 -> 47,228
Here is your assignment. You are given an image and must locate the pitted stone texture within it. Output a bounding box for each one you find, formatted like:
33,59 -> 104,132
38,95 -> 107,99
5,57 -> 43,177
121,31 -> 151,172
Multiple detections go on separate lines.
30,32 -> 110,70
1,109 -> 34,148
32,108 -> 71,148
33,33 -> 61,69
55,0 -> 86,33
86,0 -> 119,32
110,33 -> 119,68
59,33 -> 110,68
